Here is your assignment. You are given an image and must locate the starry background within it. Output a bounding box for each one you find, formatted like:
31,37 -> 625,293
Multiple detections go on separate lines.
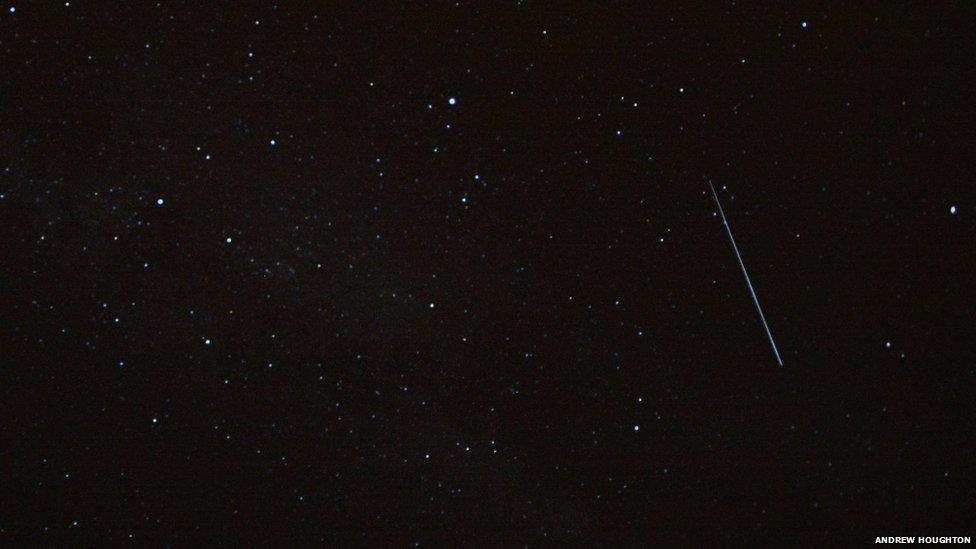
1,1 -> 974,545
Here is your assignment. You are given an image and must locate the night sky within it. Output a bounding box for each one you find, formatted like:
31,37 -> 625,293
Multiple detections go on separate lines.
2,2 -> 974,545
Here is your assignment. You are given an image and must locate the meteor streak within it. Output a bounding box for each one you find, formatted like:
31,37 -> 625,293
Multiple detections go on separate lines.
708,182 -> 783,367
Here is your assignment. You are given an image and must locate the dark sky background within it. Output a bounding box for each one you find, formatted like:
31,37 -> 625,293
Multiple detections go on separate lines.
2,2 -> 974,545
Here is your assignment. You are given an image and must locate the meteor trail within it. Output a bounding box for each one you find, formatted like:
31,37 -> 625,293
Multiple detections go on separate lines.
708,181 -> 783,367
